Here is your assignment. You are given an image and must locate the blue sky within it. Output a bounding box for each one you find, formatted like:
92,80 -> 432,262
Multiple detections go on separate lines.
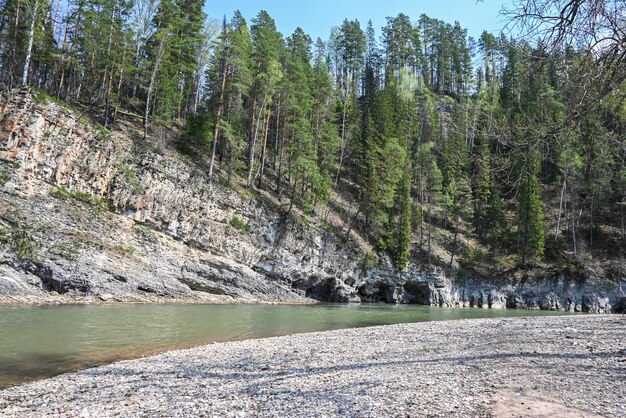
204,0 -> 513,41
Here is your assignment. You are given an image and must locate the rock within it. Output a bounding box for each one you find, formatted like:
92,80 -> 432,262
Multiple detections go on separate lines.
0,265 -> 46,298
331,280 -> 361,303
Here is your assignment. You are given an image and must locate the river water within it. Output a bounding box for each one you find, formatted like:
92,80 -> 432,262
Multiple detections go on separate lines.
0,303 -> 572,388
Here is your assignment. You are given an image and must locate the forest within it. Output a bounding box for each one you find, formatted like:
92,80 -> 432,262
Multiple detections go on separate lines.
0,0 -> 624,272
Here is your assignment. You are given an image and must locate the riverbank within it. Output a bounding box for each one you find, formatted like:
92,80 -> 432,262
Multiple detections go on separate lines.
0,292 -> 314,306
1,315 -> 624,417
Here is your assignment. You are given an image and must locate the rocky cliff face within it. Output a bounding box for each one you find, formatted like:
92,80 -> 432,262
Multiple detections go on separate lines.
1,89 -> 624,312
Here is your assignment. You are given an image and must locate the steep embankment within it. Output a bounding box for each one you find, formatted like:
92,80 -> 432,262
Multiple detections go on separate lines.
0,89 -> 624,311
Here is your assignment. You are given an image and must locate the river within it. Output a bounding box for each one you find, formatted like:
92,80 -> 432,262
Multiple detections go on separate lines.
0,303 -> 572,388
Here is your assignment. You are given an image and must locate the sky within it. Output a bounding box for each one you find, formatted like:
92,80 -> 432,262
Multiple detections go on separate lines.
204,0 -> 515,42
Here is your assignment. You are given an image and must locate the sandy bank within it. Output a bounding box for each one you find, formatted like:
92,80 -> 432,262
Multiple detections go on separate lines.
1,315 -> 624,417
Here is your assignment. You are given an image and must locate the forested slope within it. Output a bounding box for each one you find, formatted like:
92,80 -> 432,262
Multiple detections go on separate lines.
0,0 -> 625,307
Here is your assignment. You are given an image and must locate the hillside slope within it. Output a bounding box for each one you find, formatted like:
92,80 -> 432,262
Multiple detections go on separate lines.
0,89 -> 624,311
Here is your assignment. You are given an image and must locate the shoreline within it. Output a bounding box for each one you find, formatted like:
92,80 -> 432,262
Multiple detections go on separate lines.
0,294 -> 619,312
0,294 -> 319,306
1,315 -> 624,417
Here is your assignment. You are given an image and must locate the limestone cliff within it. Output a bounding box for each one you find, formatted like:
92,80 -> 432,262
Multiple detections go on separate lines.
1,89 -> 624,312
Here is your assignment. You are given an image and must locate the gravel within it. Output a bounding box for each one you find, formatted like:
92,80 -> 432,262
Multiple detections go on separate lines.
1,315 -> 625,417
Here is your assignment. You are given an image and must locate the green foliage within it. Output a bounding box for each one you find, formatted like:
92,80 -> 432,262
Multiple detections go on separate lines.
49,242 -> 80,260
113,245 -> 137,257
147,0 -> 206,125
320,220 -> 335,232
118,166 -> 143,194
484,184 -> 507,251
229,215 -> 250,232
459,246 -> 489,268
388,167 -> 412,270
0,225 -> 8,244
52,188 -> 72,199
516,151 -> 545,265
53,188 -> 107,210
0,221 -> 39,263
414,142 -> 443,204
133,224 -> 155,242
0,161 -> 12,187
233,183 -> 256,200
33,88 -> 66,107
444,176 -> 473,228
360,252 -> 380,271
544,235 -> 566,261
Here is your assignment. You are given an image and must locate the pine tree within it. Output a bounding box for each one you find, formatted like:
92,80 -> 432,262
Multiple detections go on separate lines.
414,142 -> 443,262
144,0 -> 205,138
484,183 -> 506,252
446,175 -> 473,266
390,165 -> 412,269
247,10 -> 282,187
517,150 -> 545,265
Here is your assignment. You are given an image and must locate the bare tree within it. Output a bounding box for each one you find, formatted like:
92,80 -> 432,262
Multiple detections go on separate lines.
503,0 -> 626,104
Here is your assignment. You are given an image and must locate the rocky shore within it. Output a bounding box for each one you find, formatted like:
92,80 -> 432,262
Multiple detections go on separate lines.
1,315 -> 624,417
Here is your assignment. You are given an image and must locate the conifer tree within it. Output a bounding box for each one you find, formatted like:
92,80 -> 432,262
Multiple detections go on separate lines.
414,142 -> 443,262
517,150 -> 545,265
247,10 -> 282,187
390,165 -> 412,269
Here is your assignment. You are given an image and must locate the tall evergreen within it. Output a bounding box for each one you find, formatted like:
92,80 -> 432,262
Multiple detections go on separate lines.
517,150 -> 545,265
247,10 -> 282,187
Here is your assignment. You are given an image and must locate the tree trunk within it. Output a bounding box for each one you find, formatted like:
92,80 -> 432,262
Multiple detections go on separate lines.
144,38 -> 165,140
257,112 -> 271,189
114,44 -> 127,121
104,73 -> 114,128
620,205 -> 626,239
209,57 -> 228,179
247,94 -> 268,187
273,96 -> 281,170
21,0 -> 41,86
555,171 -> 567,240
334,98 -> 349,186
131,40 -> 142,99
51,0 -> 61,39
419,196 -> 424,247
276,109 -> 287,194
286,176 -> 298,215
56,18 -> 70,99
3,0 -> 23,89
103,12 -> 116,128
589,189 -> 594,248
427,199 -> 433,264
449,227 -> 458,267
571,198 -> 578,257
